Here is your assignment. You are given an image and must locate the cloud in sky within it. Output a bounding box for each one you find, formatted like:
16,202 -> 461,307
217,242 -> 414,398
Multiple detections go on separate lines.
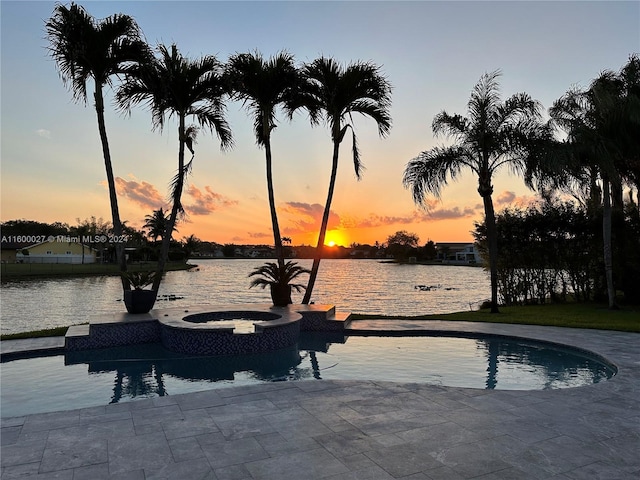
276,199 -> 482,240
426,206 -> 478,220
110,176 -> 165,210
344,203 -> 480,229
247,232 -> 270,239
496,191 -> 516,205
281,202 -> 340,235
109,178 -> 238,215
231,232 -> 271,242
36,129 -> 51,139
495,190 -> 540,207
184,184 -> 238,216
278,198 -> 484,237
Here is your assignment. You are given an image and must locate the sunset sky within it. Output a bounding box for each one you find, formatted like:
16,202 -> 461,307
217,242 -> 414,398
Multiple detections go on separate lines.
1,1 -> 638,247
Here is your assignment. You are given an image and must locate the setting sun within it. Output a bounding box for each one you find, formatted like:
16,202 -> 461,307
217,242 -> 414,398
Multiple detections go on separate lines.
324,230 -> 348,247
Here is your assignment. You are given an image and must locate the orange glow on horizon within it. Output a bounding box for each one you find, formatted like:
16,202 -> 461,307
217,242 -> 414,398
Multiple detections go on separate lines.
323,230 -> 349,248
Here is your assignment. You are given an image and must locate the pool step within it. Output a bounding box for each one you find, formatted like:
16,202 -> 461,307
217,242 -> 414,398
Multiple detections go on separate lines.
65,314 -> 161,351
295,305 -> 351,332
327,311 -> 352,328
66,324 -> 90,338
65,324 -> 91,350
0,336 -> 65,361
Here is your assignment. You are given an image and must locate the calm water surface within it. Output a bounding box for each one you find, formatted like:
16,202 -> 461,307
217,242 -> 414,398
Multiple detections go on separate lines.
0,260 -> 489,335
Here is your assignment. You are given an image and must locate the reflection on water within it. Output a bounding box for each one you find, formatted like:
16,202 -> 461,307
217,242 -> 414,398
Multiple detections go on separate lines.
0,332 -> 614,417
1,260 -> 490,335
479,337 -> 614,390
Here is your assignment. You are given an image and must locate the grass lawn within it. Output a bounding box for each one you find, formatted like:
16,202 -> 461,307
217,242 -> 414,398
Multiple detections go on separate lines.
352,302 -> 640,333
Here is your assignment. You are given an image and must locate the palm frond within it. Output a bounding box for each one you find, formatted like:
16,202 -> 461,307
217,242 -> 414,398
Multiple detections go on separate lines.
183,125 -> 198,155
403,146 -> 470,206
118,43 -> 232,149
348,124 -> 363,179
248,261 -> 311,288
226,50 -> 299,147
46,3 -> 147,102
432,112 -> 467,139
468,69 -> 502,128
299,56 -> 392,164
168,158 -> 193,218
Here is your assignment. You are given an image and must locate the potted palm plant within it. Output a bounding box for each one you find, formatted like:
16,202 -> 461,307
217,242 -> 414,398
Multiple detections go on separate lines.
249,261 -> 311,306
122,271 -> 158,314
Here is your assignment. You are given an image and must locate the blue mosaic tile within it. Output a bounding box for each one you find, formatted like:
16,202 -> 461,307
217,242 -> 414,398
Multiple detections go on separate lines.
160,320 -> 300,356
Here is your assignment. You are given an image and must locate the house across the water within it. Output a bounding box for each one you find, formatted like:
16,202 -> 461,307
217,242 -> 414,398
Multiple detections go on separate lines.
436,243 -> 481,264
15,239 -> 98,264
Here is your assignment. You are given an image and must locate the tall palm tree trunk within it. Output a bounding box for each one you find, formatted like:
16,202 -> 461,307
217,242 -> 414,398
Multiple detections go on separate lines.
265,138 -> 285,269
481,189 -> 500,313
302,140 -> 340,304
94,84 -> 128,288
601,176 -> 617,309
152,116 -> 186,293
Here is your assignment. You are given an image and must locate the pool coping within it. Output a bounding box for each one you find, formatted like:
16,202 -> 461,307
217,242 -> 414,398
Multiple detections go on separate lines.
2,321 -> 639,478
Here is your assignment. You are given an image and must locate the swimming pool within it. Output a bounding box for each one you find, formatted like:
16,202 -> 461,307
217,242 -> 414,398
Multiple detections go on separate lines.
1,332 -> 615,418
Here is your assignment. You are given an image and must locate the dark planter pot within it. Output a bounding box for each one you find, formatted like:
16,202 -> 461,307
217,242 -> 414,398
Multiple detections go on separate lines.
270,283 -> 292,307
124,289 -> 156,314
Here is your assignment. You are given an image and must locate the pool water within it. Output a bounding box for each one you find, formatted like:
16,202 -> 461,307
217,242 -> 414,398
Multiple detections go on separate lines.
182,311 -> 282,334
189,319 -> 263,334
1,333 -> 615,418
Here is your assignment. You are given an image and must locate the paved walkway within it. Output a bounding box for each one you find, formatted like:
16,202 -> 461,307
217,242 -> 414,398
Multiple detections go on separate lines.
1,321 -> 639,479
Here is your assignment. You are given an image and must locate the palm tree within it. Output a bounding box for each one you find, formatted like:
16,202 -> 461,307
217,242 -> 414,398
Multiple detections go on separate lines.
182,234 -> 201,260
143,208 -> 172,243
249,261 -> 311,306
46,3 -> 149,285
118,44 -> 232,293
548,55 -> 640,308
297,57 -> 392,304
403,70 -> 548,313
225,51 -> 300,271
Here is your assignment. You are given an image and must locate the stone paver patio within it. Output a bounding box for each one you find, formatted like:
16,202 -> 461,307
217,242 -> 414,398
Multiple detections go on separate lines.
1,321 -> 639,479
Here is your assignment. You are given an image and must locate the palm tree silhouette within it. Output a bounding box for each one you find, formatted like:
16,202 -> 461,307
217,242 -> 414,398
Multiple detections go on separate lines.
403,70 -> 548,313
46,3 -> 149,287
143,208 -> 172,243
297,57 -> 392,304
182,234 -> 201,260
548,56 -> 640,309
118,44 -> 232,293
226,51 -> 300,270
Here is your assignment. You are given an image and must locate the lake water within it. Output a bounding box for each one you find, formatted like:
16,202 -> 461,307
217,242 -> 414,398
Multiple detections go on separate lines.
0,259 -> 490,335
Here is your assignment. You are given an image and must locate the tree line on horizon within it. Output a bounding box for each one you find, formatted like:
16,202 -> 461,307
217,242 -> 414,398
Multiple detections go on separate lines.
38,2 -> 638,311
0,218 -> 439,262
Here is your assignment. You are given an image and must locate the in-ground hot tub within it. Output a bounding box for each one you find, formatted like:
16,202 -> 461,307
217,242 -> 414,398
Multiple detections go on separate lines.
158,306 -> 302,356
182,310 -> 282,333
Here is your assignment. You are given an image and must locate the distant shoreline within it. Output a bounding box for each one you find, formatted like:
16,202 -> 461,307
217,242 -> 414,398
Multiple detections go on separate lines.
0,261 -> 194,280
192,256 -> 480,267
